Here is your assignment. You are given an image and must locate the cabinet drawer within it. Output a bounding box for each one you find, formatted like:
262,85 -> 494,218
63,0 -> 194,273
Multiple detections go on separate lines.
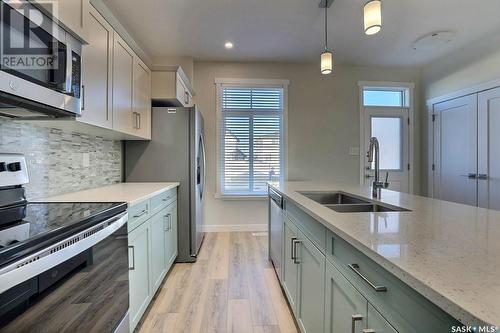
326,230 -> 459,333
128,199 -> 151,232
285,201 -> 326,253
150,188 -> 177,215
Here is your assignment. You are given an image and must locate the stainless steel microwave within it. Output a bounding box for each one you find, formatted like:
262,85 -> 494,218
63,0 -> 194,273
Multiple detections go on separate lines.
0,0 -> 82,118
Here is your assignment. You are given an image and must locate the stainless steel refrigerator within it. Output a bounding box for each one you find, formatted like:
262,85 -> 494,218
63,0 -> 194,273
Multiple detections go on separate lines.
125,107 -> 206,262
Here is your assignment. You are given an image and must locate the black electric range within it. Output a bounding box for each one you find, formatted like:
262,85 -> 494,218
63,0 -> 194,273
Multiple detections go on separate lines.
0,154 -> 130,333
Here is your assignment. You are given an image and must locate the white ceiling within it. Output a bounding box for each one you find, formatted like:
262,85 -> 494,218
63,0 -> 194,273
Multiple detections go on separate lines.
102,0 -> 500,66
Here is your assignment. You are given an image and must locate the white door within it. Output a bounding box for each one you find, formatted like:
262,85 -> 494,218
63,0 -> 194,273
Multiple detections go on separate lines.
433,94 -> 478,206
478,87 -> 500,210
363,108 -> 410,192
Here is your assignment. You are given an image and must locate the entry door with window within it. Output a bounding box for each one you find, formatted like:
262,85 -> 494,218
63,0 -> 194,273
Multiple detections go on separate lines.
361,86 -> 412,193
364,109 -> 409,192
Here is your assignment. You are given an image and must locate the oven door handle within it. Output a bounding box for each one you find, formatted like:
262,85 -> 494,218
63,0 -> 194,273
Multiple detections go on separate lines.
0,212 -> 128,294
64,42 -> 73,94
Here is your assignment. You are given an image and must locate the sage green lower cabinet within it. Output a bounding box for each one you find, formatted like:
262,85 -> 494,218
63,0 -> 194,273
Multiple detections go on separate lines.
296,230 -> 325,333
367,303 -> 398,333
128,219 -> 151,331
128,189 -> 178,332
283,217 -> 299,312
272,192 -> 461,333
325,261 -> 367,333
150,208 -> 167,292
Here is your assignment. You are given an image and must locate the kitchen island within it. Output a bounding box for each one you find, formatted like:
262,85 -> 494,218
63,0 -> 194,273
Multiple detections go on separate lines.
268,181 -> 500,332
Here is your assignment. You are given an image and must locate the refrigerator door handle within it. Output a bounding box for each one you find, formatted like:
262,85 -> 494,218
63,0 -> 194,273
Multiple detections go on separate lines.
200,132 -> 207,200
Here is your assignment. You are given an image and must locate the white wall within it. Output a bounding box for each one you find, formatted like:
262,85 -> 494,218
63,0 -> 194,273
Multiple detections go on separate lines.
194,61 -> 421,231
420,34 -> 500,195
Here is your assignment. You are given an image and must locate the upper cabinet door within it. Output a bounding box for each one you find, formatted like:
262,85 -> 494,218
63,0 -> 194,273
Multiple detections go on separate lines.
79,5 -> 113,129
133,58 -> 152,139
33,0 -> 90,42
112,32 -> 135,135
478,87 -> 500,209
433,94 -> 478,206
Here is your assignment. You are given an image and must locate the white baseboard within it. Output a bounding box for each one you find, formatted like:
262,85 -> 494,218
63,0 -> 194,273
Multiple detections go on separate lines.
204,224 -> 267,232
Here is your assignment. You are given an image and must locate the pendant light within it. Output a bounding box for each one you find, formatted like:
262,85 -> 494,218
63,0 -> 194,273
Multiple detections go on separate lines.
320,5 -> 333,74
364,0 -> 382,35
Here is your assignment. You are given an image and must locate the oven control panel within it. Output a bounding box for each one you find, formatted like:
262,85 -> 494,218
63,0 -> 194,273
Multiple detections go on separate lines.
0,154 -> 29,187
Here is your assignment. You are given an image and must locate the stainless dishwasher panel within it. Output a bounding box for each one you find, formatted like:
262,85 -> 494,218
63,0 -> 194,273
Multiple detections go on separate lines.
268,187 -> 284,280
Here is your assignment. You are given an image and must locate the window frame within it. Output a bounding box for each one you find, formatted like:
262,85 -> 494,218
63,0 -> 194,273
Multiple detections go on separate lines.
215,78 -> 289,199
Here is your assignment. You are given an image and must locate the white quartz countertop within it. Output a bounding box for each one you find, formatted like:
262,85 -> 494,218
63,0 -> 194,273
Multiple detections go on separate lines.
34,182 -> 180,206
269,181 -> 500,327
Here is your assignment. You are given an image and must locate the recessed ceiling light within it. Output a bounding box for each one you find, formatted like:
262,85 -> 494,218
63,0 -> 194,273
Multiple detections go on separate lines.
224,42 -> 234,49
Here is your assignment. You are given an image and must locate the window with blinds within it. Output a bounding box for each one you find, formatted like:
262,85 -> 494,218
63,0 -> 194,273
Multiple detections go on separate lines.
219,86 -> 284,196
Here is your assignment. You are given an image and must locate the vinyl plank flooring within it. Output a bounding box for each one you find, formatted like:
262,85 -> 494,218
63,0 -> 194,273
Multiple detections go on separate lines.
227,299 -> 253,333
139,232 -> 298,333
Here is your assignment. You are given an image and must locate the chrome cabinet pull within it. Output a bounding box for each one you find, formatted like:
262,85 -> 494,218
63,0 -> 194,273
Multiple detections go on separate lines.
167,213 -> 172,230
81,85 -> 85,111
128,246 -> 135,270
478,174 -> 489,180
293,239 -> 301,264
348,263 -> 387,292
363,329 -> 375,333
467,173 -> 477,179
133,208 -> 148,218
164,214 -> 170,231
351,314 -> 363,333
137,113 -> 141,129
291,237 -> 297,260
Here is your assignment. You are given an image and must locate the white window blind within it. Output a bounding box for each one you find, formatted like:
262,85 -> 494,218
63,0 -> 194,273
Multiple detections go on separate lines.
219,86 -> 284,196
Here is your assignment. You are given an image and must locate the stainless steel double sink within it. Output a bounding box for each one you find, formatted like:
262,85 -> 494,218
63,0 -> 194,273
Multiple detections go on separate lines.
298,191 -> 410,213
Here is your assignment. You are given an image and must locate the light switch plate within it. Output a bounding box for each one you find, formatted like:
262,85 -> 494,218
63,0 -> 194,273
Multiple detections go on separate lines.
349,147 -> 360,156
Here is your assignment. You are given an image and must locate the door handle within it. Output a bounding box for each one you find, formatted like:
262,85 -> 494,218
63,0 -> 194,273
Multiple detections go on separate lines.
293,239 -> 301,264
64,43 -> 73,93
351,314 -> 363,333
478,174 -> 489,180
349,264 -> 387,292
290,237 -> 297,260
164,214 -> 171,231
467,173 -> 477,179
137,113 -> 141,129
128,246 -> 135,270
133,208 -> 148,218
363,330 -> 375,333
81,85 -> 85,111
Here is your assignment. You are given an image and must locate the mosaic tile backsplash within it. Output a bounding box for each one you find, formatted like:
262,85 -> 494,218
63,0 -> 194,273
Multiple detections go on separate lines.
0,120 -> 123,199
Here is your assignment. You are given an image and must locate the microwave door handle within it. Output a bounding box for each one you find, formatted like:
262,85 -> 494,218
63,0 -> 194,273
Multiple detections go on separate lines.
64,43 -> 73,93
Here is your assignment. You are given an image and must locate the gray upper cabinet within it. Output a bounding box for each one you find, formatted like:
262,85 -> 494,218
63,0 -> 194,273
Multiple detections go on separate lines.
112,32 -> 135,135
283,217 -> 299,313
325,260 -> 367,333
32,0 -> 89,42
151,67 -> 194,107
80,5 -> 113,129
296,230 -> 325,333
132,58 -> 152,139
